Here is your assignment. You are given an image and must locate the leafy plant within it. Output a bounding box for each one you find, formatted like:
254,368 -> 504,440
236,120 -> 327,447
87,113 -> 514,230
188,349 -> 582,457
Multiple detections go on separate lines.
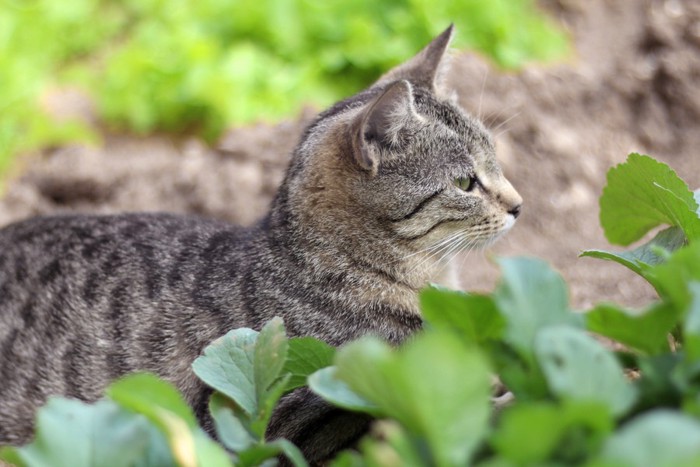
0,0 -> 569,179
5,152 -> 700,466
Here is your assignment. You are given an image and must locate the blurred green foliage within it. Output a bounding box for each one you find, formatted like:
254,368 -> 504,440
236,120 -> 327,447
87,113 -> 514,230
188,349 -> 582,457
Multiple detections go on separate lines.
0,0 -> 569,175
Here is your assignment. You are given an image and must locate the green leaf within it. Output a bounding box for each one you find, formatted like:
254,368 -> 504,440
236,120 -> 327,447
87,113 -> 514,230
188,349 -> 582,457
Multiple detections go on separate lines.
492,400 -> 612,465
491,342 -> 550,400
308,367 -> 380,415
599,153 -> 700,245
0,447 -> 23,467
420,288 -> 505,344
683,282 -> 700,360
490,402 -> 564,463
534,326 -> 637,417
251,318 -> 291,434
0,398 -> 167,467
334,332 -> 491,466
283,336 -> 336,392
329,451 -> 366,467
634,354 -> 684,412
209,393 -> 256,452
597,411 -> 700,467
107,373 -> 231,467
254,317 -> 288,402
494,257 -> 583,358
359,421 -> 428,467
192,327 -> 259,417
581,226 -> 686,280
236,439 -> 308,467
107,372 -> 197,427
585,302 -> 677,354
652,241 -> 700,309
265,439 -> 309,467
193,318 -> 292,439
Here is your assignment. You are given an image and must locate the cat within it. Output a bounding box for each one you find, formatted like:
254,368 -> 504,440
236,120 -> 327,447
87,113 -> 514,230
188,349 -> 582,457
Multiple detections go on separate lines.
0,25 -> 522,462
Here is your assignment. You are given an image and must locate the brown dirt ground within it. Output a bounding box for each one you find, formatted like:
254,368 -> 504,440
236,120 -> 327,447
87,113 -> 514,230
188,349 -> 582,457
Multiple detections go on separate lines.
2,0 -> 699,309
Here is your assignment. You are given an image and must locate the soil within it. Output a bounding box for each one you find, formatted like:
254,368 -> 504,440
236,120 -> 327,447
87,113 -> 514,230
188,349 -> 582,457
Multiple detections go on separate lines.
2,0 -> 699,309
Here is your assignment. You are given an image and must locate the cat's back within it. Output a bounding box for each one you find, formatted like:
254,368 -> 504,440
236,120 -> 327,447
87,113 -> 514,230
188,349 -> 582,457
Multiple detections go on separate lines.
0,212 -> 251,444
0,212 -> 248,315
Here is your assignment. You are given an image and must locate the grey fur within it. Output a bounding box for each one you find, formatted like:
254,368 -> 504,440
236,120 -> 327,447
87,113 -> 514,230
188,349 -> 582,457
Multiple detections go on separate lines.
0,26 -> 521,462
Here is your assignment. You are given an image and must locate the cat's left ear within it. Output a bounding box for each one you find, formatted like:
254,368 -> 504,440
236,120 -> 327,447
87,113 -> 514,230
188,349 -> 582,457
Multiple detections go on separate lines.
350,79 -> 420,175
376,24 -> 454,92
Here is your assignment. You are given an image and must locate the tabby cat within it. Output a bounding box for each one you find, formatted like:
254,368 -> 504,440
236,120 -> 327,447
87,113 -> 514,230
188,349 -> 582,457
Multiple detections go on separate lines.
0,26 -> 521,462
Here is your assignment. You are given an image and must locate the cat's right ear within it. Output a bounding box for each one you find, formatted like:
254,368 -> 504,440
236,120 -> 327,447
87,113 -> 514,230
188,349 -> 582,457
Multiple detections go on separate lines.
375,24 -> 454,92
350,80 -> 419,175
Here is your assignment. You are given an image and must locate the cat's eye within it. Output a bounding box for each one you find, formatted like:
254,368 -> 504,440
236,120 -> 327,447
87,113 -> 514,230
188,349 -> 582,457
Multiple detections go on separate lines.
454,176 -> 477,192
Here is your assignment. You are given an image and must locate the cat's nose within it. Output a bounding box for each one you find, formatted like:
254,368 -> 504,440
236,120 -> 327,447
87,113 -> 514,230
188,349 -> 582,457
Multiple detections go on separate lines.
508,204 -> 522,219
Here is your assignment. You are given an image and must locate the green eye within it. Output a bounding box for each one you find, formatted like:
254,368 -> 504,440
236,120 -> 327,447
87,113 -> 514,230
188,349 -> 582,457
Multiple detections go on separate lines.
454,176 -> 476,192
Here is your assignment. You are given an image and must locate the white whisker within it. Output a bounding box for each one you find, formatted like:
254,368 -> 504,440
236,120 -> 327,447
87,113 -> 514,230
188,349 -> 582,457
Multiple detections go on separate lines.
399,231 -> 463,261
490,111 -> 521,134
477,68 -> 488,121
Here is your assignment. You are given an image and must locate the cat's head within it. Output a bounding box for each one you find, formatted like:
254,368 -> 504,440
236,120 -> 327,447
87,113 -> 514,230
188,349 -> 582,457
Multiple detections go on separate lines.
278,25 -> 522,288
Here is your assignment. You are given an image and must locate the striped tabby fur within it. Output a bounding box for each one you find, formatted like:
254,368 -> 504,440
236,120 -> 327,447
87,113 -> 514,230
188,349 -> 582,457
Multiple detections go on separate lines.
0,26 -> 521,462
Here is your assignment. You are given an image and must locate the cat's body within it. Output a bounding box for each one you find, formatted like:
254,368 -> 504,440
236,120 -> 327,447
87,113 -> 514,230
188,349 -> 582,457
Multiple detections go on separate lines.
0,26 -> 521,461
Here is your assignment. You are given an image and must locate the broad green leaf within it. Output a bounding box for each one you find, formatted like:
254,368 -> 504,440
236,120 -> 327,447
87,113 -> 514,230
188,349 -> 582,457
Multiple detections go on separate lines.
490,403 -> 565,463
107,373 -> 231,467
0,447 -> 23,467
329,451 -> 366,467
193,318 -> 291,434
284,336 -> 336,392
237,444 -> 283,467
683,282 -> 700,360
1,398 -> 165,467
253,317 -> 288,403
494,257 -> 583,358
634,354 -> 684,412
209,393 -> 306,466
492,400 -> 611,464
491,342 -> 550,400
192,328 -> 259,417
236,439 -> 308,467
420,288 -> 505,344
534,326 -> 637,417
553,401 -> 614,462
652,241 -> 700,309
250,318 -> 291,435
107,372 -> 197,427
360,421 -> 428,467
581,226 -> 686,280
335,332 -> 491,466
193,319 -> 292,439
308,367 -> 380,415
597,411 -> 700,467
599,153 -> 700,245
585,302 -> 677,354
253,374 -> 291,438
264,439 -> 309,467
209,393 -> 255,452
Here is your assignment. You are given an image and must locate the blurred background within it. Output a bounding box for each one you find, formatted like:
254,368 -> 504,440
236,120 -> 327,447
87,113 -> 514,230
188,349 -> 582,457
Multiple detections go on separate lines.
1,0 -> 699,308
0,0 -> 567,173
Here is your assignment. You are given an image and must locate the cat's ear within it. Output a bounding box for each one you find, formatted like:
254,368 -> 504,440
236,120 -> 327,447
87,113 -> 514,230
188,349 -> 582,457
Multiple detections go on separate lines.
351,79 -> 418,174
376,24 -> 454,92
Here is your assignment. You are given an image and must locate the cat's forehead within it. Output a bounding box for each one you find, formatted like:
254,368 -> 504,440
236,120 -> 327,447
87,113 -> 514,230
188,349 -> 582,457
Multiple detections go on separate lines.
415,92 -> 492,149
412,93 -> 498,172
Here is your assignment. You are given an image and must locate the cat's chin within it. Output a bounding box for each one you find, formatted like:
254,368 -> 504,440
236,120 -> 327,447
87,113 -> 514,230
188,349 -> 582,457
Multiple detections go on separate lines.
502,213 -> 518,231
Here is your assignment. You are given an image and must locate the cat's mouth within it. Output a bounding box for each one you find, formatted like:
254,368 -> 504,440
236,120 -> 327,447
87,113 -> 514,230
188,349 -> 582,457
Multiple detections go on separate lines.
449,216 -> 517,251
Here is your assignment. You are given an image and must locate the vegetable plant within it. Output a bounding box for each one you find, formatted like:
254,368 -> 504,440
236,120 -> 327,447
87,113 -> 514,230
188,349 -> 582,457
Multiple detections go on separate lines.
0,0 -> 569,178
